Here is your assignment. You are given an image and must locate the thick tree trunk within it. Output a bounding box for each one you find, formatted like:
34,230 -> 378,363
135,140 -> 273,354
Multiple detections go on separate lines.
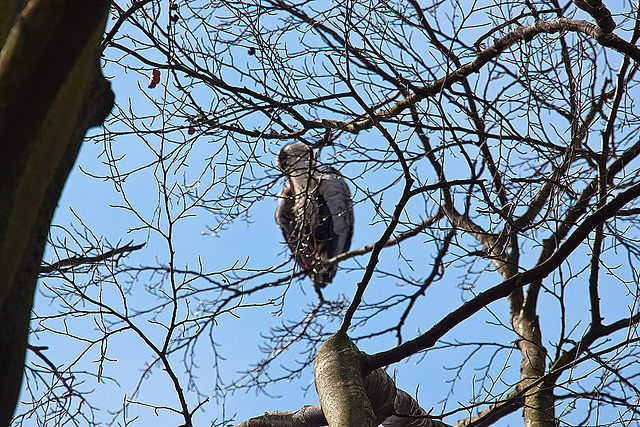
314,332 -> 378,427
235,333 -> 450,427
512,310 -> 554,427
0,1 -> 113,424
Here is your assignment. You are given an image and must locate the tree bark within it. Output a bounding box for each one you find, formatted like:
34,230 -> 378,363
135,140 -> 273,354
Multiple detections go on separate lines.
235,334 -> 450,427
511,310 -> 554,427
314,332 -> 378,427
0,1 -> 113,424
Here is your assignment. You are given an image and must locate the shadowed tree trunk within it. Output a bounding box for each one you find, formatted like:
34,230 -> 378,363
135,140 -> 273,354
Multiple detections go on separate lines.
0,1 -> 113,424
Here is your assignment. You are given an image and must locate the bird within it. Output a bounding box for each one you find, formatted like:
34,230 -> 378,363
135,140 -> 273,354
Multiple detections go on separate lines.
275,142 -> 354,289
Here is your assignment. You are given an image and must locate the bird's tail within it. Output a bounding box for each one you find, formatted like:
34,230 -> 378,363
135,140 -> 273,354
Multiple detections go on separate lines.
312,265 -> 337,289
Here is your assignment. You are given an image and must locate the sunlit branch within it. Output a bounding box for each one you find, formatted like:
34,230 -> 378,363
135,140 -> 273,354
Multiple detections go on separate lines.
368,180 -> 640,371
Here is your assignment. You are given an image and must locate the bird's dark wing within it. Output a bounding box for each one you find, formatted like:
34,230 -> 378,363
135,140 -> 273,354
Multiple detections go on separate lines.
276,183 -> 317,271
275,184 -> 298,254
317,166 -> 354,258
275,167 -> 353,289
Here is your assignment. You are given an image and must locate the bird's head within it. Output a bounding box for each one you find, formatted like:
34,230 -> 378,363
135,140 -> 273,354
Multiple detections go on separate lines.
276,143 -> 315,180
